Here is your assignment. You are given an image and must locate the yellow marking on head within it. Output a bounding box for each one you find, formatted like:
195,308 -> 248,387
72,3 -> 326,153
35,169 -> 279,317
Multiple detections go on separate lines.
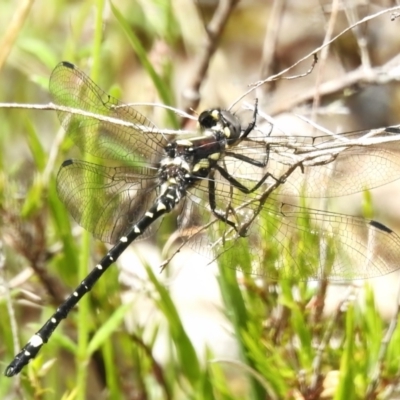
211,110 -> 219,119
224,127 -> 231,138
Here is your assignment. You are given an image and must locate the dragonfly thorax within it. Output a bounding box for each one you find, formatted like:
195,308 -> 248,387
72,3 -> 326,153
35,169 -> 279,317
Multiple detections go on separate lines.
162,108 -> 242,179
164,136 -> 226,183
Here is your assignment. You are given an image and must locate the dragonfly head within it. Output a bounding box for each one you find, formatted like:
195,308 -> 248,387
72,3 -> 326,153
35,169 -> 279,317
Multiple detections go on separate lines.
198,108 -> 242,145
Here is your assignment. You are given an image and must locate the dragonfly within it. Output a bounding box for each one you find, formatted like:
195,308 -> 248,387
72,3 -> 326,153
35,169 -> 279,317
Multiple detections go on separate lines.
5,61 -> 400,377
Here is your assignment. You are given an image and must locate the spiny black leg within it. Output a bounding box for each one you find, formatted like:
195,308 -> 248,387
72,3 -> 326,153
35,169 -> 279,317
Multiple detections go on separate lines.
240,98 -> 258,139
208,172 -> 238,229
207,163 -> 278,230
225,151 -> 268,168
215,164 -> 275,194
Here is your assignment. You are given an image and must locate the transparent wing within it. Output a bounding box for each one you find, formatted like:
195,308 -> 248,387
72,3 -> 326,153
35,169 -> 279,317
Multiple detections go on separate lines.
268,132 -> 400,198
56,159 -> 160,243
164,134 -> 400,281
219,127 -> 400,198
50,61 -> 168,164
182,179 -> 400,280
238,201 -> 400,280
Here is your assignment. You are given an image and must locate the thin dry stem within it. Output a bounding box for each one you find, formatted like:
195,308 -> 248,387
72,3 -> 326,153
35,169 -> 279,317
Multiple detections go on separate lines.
0,0 -> 35,71
230,4 -> 400,109
182,0 -> 240,114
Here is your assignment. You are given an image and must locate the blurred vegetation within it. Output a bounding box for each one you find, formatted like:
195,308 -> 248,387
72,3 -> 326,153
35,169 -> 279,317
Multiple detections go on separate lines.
1,1 -> 400,399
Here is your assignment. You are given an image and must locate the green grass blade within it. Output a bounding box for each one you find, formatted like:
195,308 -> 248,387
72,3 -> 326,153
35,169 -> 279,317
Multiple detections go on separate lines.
144,264 -> 201,387
110,1 -> 178,128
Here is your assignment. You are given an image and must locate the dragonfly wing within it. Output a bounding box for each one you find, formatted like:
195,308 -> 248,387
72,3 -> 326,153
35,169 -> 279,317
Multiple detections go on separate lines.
277,144 -> 400,198
50,61 -> 168,164
56,159 -> 159,243
234,128 -> 400,198
209,199 -> 400,280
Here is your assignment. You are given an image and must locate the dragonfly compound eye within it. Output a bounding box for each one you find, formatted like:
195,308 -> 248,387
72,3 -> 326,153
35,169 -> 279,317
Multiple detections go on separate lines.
198,109 -> 221,129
